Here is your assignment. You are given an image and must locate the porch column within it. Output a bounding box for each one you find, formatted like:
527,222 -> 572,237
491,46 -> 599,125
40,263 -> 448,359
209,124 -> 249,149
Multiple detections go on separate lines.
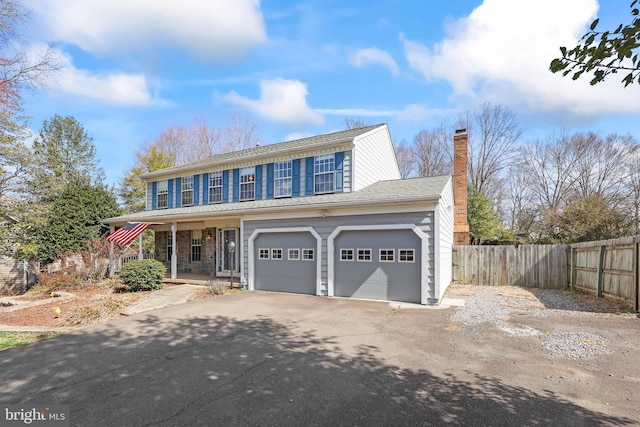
171,222 -> 177,279
138,233 -> 143,260
108,226 -> 116,276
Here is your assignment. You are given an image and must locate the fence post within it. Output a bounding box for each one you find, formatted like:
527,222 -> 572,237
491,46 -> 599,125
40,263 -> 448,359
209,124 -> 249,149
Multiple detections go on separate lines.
597,245 -> 605,298
635,242 -> 639,311
569,247 -> 575,290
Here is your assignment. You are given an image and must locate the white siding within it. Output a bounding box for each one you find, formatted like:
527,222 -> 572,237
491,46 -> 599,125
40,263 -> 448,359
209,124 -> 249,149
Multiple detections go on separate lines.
434,177 -> 454,301
352,125 -> 400,191
146,182 -> 153,211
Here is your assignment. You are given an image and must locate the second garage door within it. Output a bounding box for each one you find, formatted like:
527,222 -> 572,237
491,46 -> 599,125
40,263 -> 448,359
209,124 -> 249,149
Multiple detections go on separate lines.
333,229 -> 422,303
253,231 -> 317,295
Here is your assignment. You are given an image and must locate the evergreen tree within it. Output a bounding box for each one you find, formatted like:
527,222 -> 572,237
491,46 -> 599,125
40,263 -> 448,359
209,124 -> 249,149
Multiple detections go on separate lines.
37,180 -> 121,264
468,185 -> 505,244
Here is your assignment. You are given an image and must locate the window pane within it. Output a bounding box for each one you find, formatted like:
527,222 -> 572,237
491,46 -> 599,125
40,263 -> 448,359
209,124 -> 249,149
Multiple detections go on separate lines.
209,171 -> 222,203
157,180 -> 168,208
275,161 -> 292,198
314,154 -> 335,194
240,167 -> 255,201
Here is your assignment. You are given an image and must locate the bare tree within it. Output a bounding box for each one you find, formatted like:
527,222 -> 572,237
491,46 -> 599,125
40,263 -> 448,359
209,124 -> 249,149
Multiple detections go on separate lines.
343,117 -> 371,130
412,127 -> 452,177
0,0 -> 59,113
392,139 -> 414,179
460,102 -> 521,198
223,114 -> 262,151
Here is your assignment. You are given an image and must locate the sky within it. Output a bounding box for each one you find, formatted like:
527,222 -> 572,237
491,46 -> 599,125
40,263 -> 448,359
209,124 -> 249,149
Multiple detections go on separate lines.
17,0 -> 640,186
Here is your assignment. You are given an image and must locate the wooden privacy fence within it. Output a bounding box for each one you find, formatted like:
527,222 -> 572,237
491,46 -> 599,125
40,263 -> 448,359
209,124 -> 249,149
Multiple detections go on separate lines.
453,244 -> 569,290
453,236 -> 640,309
569,236 -> 640,309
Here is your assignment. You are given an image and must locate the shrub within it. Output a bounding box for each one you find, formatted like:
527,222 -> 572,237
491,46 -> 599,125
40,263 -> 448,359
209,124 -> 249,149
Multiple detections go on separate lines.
60,294 -> 127,327
206,280 -> 226,296
119,259 -> 166,292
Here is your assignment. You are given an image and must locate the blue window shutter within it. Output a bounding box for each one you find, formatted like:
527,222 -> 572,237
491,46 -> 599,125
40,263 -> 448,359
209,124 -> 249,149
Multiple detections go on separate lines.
194,174 -> 200,205
335,151 -> 344,193
305,156 -> 314,195
232,168 -> 239,202
255,165 -> 263,200
266,163 -> 274,199
222,170 -> 229,202
292,159 -> 300,196
151,182 -> 157,210
202,173 -> 209,204
176,177 -> 182,207
168,179 -> 174,208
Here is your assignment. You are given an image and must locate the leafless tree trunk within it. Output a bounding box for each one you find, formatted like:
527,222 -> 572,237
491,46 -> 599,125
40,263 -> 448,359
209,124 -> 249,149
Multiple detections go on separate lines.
412,126 -> 452,177
460,102 -> 521,198
392,139 -> 414,178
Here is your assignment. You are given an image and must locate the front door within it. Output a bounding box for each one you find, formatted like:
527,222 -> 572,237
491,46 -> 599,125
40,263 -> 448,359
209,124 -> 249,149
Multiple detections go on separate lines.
217,228 -> 239,277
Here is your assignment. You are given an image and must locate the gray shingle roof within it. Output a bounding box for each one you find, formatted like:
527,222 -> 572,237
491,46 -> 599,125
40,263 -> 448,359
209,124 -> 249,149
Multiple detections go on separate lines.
141,124 -> 385,180
103,175 -> 451,225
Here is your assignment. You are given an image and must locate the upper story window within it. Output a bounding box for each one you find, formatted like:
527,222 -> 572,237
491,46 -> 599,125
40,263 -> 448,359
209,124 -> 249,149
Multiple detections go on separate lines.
209,171 -> 222,204
157,180 -> 168,209
274,160 -> 292,198
240,167 -> 255,201
314,154 -> 335,194
182,176 -> 194,205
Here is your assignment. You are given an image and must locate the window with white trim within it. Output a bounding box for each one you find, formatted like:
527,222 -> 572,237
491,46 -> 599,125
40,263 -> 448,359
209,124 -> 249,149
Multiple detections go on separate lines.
191,230 -> 202,262
274,161 -> 292,198
302,248 -> 314,260
357,249 -> 372,262
271,248 -> 283,260
340,249 -> 354,261
182,176 -> 194,205
240,167 -> 255,201
209,171 -> 222,203
157,180 -> 168,209
399,249 -> 415,263
259,248 -> 269,259
288,248 -> 300,260
314,154 -> 335,194
379,249 -> 395,262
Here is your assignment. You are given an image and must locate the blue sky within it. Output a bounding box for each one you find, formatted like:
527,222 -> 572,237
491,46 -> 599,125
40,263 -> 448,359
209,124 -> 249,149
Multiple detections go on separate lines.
18,0 -> 640,186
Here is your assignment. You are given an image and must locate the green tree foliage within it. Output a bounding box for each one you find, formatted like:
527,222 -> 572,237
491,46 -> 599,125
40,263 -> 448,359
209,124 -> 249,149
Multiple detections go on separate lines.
468,185 -> 505,244
550,1 -> 640,86
28,115 -> 105,202
554,194 -> 634,243
36,181 -> 121,264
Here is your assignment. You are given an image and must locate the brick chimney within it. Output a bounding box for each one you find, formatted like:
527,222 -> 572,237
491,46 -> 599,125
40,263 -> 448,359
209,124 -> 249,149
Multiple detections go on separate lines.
453,129 -> 470,245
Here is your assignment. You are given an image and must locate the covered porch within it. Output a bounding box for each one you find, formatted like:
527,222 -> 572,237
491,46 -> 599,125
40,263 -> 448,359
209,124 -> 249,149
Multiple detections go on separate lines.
151,217 -> 243,282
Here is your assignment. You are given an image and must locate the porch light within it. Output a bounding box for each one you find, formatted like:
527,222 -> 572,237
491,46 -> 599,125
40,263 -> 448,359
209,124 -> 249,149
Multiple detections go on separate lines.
206,231 -> 212,240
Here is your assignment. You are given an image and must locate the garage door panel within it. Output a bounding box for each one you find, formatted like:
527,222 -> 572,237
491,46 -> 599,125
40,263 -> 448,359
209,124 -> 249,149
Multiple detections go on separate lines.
254,232 -> 316,295
334,230 -> 421,303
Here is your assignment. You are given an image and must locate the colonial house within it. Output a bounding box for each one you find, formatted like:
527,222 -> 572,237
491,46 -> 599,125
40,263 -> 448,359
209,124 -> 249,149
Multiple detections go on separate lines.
103,124 -> 468,304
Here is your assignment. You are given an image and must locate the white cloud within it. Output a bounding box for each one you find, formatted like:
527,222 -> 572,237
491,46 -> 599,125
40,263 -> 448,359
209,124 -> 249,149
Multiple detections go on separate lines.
396,104 -> 432,123
33,44 -> 155,106
401,0 -> 640,118
315,108 -> 400,117
349,48 -> 399,76
25,0 -> 266,61
223,78 -> 323,127
284,132 -> 314,141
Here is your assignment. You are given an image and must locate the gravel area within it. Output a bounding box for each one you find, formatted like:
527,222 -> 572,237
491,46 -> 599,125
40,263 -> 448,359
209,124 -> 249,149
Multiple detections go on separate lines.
447,285 -> 635,359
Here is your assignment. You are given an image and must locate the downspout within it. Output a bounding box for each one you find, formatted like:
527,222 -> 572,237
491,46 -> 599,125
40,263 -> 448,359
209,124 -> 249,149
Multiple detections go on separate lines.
171,222 -> 177,279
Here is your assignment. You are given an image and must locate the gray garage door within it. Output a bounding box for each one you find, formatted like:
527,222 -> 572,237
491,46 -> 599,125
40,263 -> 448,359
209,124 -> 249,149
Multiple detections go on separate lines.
334,229 -> 422,303
254,232 -> 317,294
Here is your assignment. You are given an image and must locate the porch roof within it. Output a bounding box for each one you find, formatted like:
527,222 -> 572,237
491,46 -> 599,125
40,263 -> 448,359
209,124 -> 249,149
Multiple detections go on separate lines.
103,175 -> 451,226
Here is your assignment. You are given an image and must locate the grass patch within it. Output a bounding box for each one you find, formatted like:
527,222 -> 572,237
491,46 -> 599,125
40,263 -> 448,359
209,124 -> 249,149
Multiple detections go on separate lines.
0,331 -> 58,350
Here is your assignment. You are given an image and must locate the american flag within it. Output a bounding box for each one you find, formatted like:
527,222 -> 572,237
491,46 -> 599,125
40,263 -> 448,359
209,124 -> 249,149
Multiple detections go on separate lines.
105,223 -> 149,246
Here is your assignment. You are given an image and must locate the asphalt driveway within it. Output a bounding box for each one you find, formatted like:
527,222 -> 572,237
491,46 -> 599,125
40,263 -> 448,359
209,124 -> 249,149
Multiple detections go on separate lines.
1,290 -> 638,426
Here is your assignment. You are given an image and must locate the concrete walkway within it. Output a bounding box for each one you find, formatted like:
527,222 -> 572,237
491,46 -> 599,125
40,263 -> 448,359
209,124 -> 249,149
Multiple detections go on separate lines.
120,284 -> 203,316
